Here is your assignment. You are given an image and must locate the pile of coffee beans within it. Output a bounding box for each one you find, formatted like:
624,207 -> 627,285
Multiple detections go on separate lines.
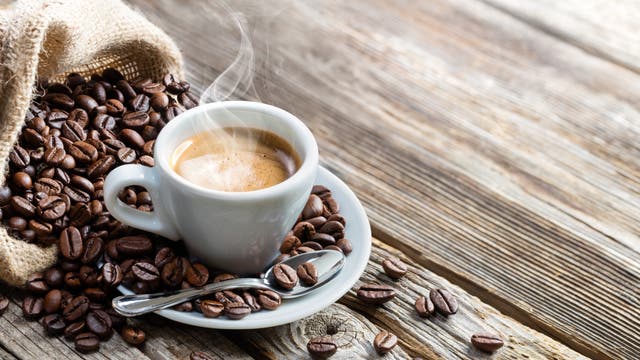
0,68 -> 356,354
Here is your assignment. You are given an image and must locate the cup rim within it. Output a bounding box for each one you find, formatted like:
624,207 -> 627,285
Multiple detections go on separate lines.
154,101 -> 319,200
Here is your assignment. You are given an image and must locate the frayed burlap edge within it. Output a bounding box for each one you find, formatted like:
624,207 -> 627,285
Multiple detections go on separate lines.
0,0 -> 183,287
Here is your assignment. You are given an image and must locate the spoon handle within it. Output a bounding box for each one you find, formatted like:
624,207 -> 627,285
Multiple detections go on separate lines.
112,278 -> 270,317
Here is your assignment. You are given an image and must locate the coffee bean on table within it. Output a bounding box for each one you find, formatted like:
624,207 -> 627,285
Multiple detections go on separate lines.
471,333 -> 504,353
273,263 -> 298,289
224,302 -> 251,320
256,290 -> 282,310
161,257 -> 184,288
42,313 -> 66,335
307,335 -> 337,358
43,289 -> 62,314
132,262 -> 160,282
190,351 -> 215,360
22,296 -> 44,319
297,262 -> 318,286
382,257 -> 408,279
59,226 -> 83,260
415,295 -> 435,318
75,332 -> 100,353
62,295 -> 89,322
430,288 -> 458,316
200,300 -> 224,318
64,321 -> 86,340
356,283 -> 395,304
0,295 -> 9,316
121,325 -> 146,345
373,330 -> 398,355
185,263 -> 209,287
85,310 -> 113,339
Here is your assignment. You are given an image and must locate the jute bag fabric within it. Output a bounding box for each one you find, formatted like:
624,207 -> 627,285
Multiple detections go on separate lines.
0,0 -> 183,286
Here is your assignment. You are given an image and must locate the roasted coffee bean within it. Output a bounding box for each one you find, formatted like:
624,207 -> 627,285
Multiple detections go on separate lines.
190,351 -> 215,360
102,262 -> 123,287
293,221 -> 315,242
34,178 -> 63,195
295,246 -> 315,254
142,140 -> 155,155
43,92 -> 75,111
150,92 -> 169,111
119,129 -> 145,149
297,262 -> 318,286
324,245 -> 342,253
81,237 -> 104,264
44,267 -> 64,288
415,295 -> 435,318
85,310 -> 112,339
311,233 -> 335,247
0,295 -> 10,316
68,203 -> 92,227
102,138 -> 125,155
122,111 -> 149,129
300,241 -> 323,251
356,283 -> 395,304
13,171 -> 32,190
75,94 -> 98,113
79,265 -> 100,287
91,82 -> 107,104
64,272 -> 82,288
162,105 -> 182,121
141,125 -> 158,141
37,196 -> 66,220
471,333 -> 504,353
274,253 -> 291,264
318,220 -> 344,235
68,141 -> 98,163
215,290 -> 243,304
137,191 -> 152,206
430,288 -> 458,316
154,247 -> 176,269
43,289 -> 63,313
200,300 -> 224,318
116,236 -> 152,256
311,185 -> 331,198
302,194 -> 324,219
102,68 -> 124,83
335,238 -> 352,255
306,216 -> 327,229
22,296 -> 44,319
161,257 -> 184,287
75,332 -> 100,353
64,320 -> 85,340
0,186 -> 12,206
273,263 -> 298,289
105,98 -> 125,116
87,155 -> 115,178
43,146 -> 66,166
70,175 -> 94,195
173,301 -> 193,312
63,295 -> 89,322
46,110 -> 68,129
382,257 -> 408,279
44,134 -> 65,150
61,120 -> 86,141
116,147 -> 136,163
213,273 -> 237,283
47,82 -> 72,96
8,216 -> 27,231
42,313 -> 66,335
9,146 -> 30,167
68,108 -> 89,128
373,330 -> 398,355
26,272 -> 49,293
23,128 -> 45,146
138,155 -> 154,167
279,234 -> 301,253
121,325 -> 146,345
224,302 -> 251,320
178,91 -> 198,109
132,262 -> 160,282
185,263 -> 209,287
61,154 -> 76,169
63,184 -> 91,202
242,291 -> 261,312
92,113 -> 116,130
141,82 -> 166,95
307,335 -> 337,358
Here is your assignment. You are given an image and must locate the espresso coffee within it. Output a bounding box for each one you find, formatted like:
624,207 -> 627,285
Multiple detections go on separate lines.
171,127 -> 300,192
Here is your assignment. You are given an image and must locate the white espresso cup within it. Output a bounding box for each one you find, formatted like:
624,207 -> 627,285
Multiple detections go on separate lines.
103,101 -> 318,274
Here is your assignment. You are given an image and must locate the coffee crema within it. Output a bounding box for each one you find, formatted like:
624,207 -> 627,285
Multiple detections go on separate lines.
170,127 -> 301,192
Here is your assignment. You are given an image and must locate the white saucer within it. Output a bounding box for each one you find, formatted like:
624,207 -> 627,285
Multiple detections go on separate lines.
117,166 -> 371,329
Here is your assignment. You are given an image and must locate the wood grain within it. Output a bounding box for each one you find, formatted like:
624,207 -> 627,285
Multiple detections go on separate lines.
128,0 -> 640,358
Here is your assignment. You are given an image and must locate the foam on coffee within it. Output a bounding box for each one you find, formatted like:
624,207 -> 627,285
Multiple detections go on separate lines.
171,127 -> 300,192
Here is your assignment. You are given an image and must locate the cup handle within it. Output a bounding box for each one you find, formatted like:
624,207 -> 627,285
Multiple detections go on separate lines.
103,164 -> 180,240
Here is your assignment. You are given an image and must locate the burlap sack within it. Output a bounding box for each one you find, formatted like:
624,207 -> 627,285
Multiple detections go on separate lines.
0,0 -> 183,287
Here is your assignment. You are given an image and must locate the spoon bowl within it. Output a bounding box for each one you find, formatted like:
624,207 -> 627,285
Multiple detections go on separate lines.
112,250 -> 345,317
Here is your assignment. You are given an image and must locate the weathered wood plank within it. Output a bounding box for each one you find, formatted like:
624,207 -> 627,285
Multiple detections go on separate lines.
482,0 -> 640,74
128,0 -> 640,358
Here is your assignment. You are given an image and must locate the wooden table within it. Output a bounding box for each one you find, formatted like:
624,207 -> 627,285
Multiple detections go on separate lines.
1,0 -> 638,358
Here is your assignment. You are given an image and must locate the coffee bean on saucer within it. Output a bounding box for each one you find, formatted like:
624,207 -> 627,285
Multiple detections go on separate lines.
335,238 -> 352,255
242,291 -> 261,312
42,313 -> 66,335
430,288 -> 458,316
297,262 -> 318,286
310,233 -> 335,247
122,325 -> 146,345
300,241 -> 323,251
200,300 -> 224,318
224,302 -> 251,320
256,290 -> 281,310
190,351 -> 216,360
75,332 -> 100,353
102,263 -> 123,287
185,263 -> 209,287
311,185 -> 331,199
154,247 -> 176,269
306,216 -> 327,229
302,194 -> 324,219
173,301 -> 193,312
415,295 -> 435,318
161,257 -> 184,288
279,234 -> 300,253
85,310 -> 112,339
273,263 -> 298,289
307,335 -> 337,358
214,290 -> 243,304
373,330 -> 398,355
471,333 -> 504,353
382,257 -> 408,279
0,295 -> 9,315
292,222 -> 315,242
22,296 -> 44,319
356,283 -> 395,304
